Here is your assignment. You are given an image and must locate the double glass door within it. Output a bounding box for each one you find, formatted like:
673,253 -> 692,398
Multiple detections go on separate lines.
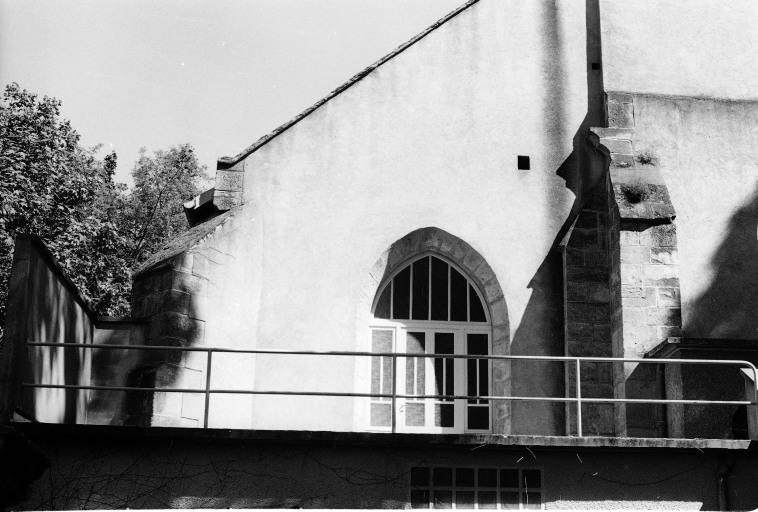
369,325 -> 491,434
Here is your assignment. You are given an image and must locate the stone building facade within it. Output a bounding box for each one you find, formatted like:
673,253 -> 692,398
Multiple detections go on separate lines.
2,0 -> 758,509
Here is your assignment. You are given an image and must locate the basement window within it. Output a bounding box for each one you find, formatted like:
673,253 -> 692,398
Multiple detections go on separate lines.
410,466 -> 543,509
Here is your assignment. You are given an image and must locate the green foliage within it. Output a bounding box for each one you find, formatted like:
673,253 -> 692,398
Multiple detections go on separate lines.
0,82 -> 208,336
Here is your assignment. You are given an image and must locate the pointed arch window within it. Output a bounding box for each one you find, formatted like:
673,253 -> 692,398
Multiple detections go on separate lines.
369,255 -> 492,434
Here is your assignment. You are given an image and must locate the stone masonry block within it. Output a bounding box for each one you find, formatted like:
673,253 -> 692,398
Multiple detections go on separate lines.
584,251 -> 607,268
602,138 -> 633,155
607,92 -> 634,104
650,247 -> 678,265
150,312 -> 206,345
171,271 -> 209,295
621,286 -> 644,298
215,169 -> 244,192
592,324 -> 611,344
462,249 -> 485,276
567,322 -> 593,343
567,266 -> 607,283
620,230 -> 640,246
622,324 -> 658,354
622,286 -> 656,307
644,264 -> 679,287
620,264 -> 644,286
623,307 -> 645,324
483,279 -> 505,305
568,228 -> 600,248
646,307 -> 681,327
650,224 -> 677,247
472,261 -> 496,287
565,248 -> 584,266
587,283 -> 610,303
621,245 -> 649,264
611,153 -> 635,168
567,282 -> 588,302
656,287 -> 681,307
567,303 -> 608,324
607,98 -> 634,128
214,190 -> 243,210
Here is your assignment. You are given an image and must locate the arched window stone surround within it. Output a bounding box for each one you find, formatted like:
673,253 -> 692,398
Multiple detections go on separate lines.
356,227 -> 511,434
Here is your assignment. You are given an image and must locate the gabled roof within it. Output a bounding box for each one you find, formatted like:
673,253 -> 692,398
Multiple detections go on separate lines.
217,0 -> 480,169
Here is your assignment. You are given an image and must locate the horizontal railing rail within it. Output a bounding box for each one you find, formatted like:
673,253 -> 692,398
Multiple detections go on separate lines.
23,341 -> 758,437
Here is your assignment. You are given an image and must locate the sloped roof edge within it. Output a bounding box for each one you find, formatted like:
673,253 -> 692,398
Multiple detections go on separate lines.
217,0 -> 481,169
135,208 -> 239,277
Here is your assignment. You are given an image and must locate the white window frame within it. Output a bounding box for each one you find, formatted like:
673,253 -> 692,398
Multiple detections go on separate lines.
368,254 -> 493,434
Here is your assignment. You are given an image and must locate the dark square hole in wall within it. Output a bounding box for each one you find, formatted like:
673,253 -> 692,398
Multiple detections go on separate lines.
591,62 -> 601,70
517,155 -> 530,170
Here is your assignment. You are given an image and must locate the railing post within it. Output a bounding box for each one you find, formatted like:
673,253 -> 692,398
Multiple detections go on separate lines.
203,350 -> 213,429
575,359 -> 582,437
391,353 -> 397,434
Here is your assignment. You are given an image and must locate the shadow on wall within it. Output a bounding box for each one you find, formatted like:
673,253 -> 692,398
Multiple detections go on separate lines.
508,0 -> 607,435
686,186 -> 758,340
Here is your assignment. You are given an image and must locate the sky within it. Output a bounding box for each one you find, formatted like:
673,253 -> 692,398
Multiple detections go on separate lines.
0,0 -> 463,186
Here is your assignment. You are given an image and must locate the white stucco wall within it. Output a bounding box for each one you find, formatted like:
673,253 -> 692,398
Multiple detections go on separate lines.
196,0 -> 590,431
600,0 -> 758,100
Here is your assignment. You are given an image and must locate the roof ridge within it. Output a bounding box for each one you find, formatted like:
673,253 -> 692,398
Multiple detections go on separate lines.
217,0 -> 481,169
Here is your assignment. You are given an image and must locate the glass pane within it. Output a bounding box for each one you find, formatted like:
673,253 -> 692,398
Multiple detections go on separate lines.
479,359 -> 488,403
411,490 -> 430,509
467,406 -> 489,430
370,403 -> 391,426
407,332 -> 426,354
382,355 -> 393,395
411,467 -> 430,487
433,491 -> 452,509
412,257 -> 430,320
371,330 -> 392,397
524,492 -> 542,509
478,491 -> 497,509
467,359 -> 477,402
433,467 -> 453,486
445,358 -> 454,397
435,333 -> 454,354
456,468 -> 474,487
435,403 -> 454,427
374,284 -> 391,318
500,469 -> 519,489
501,491 -> 520,510
523,470 -> 541,489
407,332 -> 425,396
450,266 -> 467,321
434,358 -> 444,396
431,257 -> 449,320
406,403 -> 425,426
455,491 -> 474,509
393,266 -> 411,319
469,284 -> 487,322
478,468 -> 497,488
467,334 -> 488,355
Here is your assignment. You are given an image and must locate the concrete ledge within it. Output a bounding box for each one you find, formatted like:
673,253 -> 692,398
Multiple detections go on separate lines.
13,423 -> 753,451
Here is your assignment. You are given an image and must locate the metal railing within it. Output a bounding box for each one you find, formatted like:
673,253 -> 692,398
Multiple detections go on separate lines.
22,341 -> 758,437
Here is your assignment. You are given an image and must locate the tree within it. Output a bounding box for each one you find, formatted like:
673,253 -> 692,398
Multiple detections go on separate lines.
121,145 -> 208,268
0,82 -> 209,337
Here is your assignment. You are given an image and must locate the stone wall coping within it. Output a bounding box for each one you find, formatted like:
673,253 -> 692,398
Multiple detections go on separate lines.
13,423 -> 754,451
